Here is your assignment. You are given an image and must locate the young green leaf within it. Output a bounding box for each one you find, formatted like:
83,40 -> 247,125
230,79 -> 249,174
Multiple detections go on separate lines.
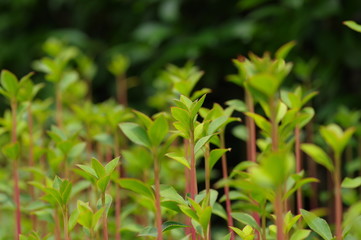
1,70 -> 19,97
301,209 -> 333,240
104,157 -> 120,175
119,122 -> 151,148
148,115 -> 168,146
301,144 -> 334,172
341,177 -> 361,189
162,221 -> 189,232
231,212 -> 261,231
209,148 -> 230,170
165,152 -> 190,169
91,158 -> 106,178
117,178 -> 154,200
343,21 -> 361,33
290,229 -> 311,240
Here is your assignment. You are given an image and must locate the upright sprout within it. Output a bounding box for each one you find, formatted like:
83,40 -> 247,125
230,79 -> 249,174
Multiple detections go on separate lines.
302,124 -> 355,240
120,113 -> 172,240
108,54 -> 131,240
281,87 -> 317,213
0,70 -> 34,240
18,76 -> 44,228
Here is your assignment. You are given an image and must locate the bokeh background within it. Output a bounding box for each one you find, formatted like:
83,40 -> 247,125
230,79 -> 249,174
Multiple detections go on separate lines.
1,0 -> 361,163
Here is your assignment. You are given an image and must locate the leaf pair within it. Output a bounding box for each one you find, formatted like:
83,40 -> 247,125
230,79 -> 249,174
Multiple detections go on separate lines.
77,157 -> 119,193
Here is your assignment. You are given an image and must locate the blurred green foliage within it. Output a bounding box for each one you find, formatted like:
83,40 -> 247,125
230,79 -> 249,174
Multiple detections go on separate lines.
0,0 -> 361,117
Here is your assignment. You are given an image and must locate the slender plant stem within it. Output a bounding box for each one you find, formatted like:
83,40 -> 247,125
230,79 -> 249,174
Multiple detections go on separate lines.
245,90 -> 257,163
114,130 -> 122,240
204,143 -> 211,240
55,83 -> 63,129
153,149 -> 163,240
189,131 -> 198,199
261,204 -> 266,240
204,144 -> 211,194
116,75 -> 128,107
295,126 -> 303,213
11,100 -> 21,240
270,98 -> 285,240
54,210 -> 61,240
102,193 -> 109,240
334,153 -> 342,240
220,133 -> 235,240
246,90 -> 261,240
63,207 -> 70,240
306,120 -> 318,209
184,138 -> 197,240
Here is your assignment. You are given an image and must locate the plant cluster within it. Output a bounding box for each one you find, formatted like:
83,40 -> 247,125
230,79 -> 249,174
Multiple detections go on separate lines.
0,22 -> 361,240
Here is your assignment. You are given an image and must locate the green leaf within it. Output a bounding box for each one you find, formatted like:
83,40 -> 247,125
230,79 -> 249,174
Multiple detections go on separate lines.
104,157 -> 119,175
290,229 -> 311,240
320,124 -> 355,157
91,158 -> 106,179
77,164 -> 98,179
92,207 -> 105,228
171,107 -> 190,132
133,110 -> 153,128
179,205 -> 198,221
301,209 -> 333,240
194,135 -> 213,154
245,112 -> 271,136
68,209 -> 79,231
2,142 -> 20,160
199,206 -> 212,236
301,144 -> 334,172
68,142 -> 86,158
139,226 -> 157,237
160,185 -> 187,205
207,115 -> 229,135
60,180 -> 72,205
97,175 -> 111,193
342,177 -> 361,189
275,41 -> 296,59
165,152 -> 190,169
162,221 -> 189,232
119,122 -> 151,148
43,188 -> 63,207
190,94 -> 206,119
248,73 -> 280,98
231,212 -> 261,231
343,21 -> 361,33
209,148 -> 230,170
117,178 -> 154,200
148,115 -> 168,146
1,70 -> 19,97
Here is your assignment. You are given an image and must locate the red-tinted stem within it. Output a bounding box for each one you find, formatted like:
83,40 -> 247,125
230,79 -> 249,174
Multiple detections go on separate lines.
295,126 -> 303,213
334,154 -> 342,240
306,121 -> 318,209
153,150 -> 163,240
102,193 -> 109,240
11,101 -> 21,240
246,90 -> 257,163
27,103 -> 38,228
189,131 -> 198,199
116,75 -> 128,107
55,83 -> 63,129
270,99 -> 285,240
114,131 -> 122,240
54,210 -> 61,240
220,133 -> 234,240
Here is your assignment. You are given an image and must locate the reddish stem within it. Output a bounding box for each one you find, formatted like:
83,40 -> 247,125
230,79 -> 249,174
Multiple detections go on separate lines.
153,150 -> 163,240
116,75 -> 128,107
102,193 -> 109,240
220,133 -> 235,240
295,126 -> 303,213
11,100 -> 21,240
114,131 -> 122,240
334,154 -> 342,240
306,121 -> 318,209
